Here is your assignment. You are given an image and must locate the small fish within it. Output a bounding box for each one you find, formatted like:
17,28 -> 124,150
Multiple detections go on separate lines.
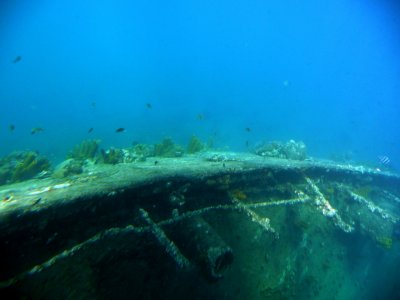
378,155 -> 390,165
13,56 -> 22,63
196,114 -> 204,120
245,127 -> 251,132
9,124 -> 15,132
88,127 -> 94,134
91,101 -> 96,109
31,127 -> 44,135
32,197 -> 42,206
115,127 -> 125,133
2,194 -> 13,202
146,102 -> 152,109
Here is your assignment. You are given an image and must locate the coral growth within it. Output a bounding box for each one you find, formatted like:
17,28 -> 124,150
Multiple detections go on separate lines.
100,148 -> 124,165
154,138 -> 183,157
133,144 -> 152,158
187,135 -> 204,154
52,159 -> 84,178
67,140 -> 100,161
254,140 -> 307,160
12,152 -> 51,182
353,186 -> 373,199
0,151 -> 51,184
230,189 -> 247,201
376,236 -> 393,249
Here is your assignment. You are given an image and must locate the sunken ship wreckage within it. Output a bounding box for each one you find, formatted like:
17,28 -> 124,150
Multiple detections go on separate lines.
0,139 -> 399,299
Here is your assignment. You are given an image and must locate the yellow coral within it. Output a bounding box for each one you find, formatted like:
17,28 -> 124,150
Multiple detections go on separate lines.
231,189 -> 247,201
376,236 -> 393,249
354,186 -> 372,199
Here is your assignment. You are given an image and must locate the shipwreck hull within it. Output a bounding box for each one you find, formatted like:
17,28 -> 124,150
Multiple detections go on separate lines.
0,152 -> 399,299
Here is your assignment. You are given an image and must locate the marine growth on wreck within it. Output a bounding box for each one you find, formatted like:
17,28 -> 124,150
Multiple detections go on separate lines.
0,138 -> 399,299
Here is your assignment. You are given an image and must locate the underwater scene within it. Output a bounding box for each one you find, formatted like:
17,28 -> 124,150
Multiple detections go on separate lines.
1,0 -> 400,299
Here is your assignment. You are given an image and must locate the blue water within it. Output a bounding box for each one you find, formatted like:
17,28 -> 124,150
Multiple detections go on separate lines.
1,0 -> 399,167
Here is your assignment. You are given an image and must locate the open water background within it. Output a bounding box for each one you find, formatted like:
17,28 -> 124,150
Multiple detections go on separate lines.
0,0 -> 399,168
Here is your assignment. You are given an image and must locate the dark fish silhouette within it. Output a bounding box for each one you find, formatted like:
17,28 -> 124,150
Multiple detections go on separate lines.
146,103 -> 152,109
245,127 -> 251,132
88,128 -> 94,133
196,114 -> 204,120
9,124 -> 15,132
115,128 -> 125,133
31,127 -> 44,135
13,56 -> 22,63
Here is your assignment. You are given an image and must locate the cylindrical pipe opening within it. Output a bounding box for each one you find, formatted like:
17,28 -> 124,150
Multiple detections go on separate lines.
166,216 -> 234,280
